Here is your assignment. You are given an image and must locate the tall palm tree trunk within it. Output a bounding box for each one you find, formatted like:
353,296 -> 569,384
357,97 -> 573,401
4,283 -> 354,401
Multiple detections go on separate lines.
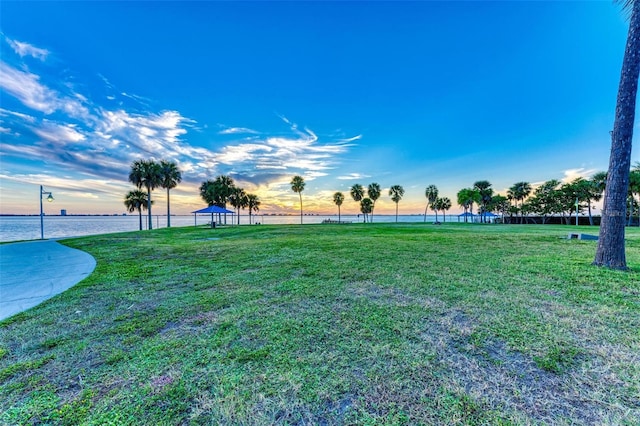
147,185 -> 153,230
595,0 -> 640,269
395,203 -> 398,223
338,205 -> 341,223
166,188 -> 171,228
299,193 -> 303,224
138,207 -> 143,231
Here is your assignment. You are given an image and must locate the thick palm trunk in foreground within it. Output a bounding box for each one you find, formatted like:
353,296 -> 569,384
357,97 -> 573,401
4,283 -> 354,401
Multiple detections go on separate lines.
594,1 -> 640,270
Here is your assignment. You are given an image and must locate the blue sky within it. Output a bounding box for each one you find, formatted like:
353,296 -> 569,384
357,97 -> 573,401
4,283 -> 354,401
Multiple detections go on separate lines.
0,1 -> 636,216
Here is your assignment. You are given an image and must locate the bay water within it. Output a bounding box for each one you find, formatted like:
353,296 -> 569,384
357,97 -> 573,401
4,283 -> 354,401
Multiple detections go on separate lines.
0,214 -> 450,243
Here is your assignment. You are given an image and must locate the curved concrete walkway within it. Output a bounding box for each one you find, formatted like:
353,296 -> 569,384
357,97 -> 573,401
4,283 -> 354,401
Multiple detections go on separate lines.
0,240 -> 96,321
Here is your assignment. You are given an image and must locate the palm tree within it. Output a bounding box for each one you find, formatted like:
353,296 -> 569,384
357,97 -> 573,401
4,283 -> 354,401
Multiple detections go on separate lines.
129,159 -> 162,230
360,198 -> 373,223
439,197 -> 452,222
124,190 -> 150,231
350,184 -> 365,222
229,187 -> 247,225
213,175 -> 235,208
595,0 -> 640,269
367,183 -> 381,222
528,180 -> 560,224
566,178 -> 594,226
215,175 -> 235,224
424,185 -> 438,222
457,189 -> 469,219
432,198 -> 441,223
246,194 -> 261,225
333,192 -> 345,223
457,188 -> 480,222
389,185 -> 405,222
571,177 -> 602,226
350,184 -> 364,201
291,175 -> 305,224
629,164 -> 640,226
489,195 -> 510,224
200,180 -> 217,206
159,160 -> 182,228
591,171 -> 608,197
508,181 -> 532,224
239,191 -> 249,224
590,172 -> 608,225
473,180 -> 493,223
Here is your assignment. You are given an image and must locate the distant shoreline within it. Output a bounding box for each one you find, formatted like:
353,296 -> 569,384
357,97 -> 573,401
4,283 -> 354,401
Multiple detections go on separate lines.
0,213 -> 431,217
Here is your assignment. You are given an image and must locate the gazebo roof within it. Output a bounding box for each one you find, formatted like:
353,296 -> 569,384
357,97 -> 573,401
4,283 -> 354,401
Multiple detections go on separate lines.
192,205 -> 234,214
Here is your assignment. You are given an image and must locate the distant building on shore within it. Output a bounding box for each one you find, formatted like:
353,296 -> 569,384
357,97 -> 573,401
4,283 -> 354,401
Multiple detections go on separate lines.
61,209 -> 67,216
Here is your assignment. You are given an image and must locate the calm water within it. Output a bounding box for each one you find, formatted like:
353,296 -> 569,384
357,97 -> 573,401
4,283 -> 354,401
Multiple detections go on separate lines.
0,214 -> 450,243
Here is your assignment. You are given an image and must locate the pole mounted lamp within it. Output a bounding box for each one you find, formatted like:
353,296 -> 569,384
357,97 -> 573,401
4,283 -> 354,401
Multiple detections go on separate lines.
40,185 -> 54,239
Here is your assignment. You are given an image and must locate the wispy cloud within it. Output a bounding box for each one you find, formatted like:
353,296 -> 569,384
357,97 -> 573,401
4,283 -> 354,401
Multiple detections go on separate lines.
5,36 -> 49,60
0,172 -> 130,198
0,61 -> 89,118
217,143 -> 272,164
338,173 -> 371,180
0,108 -> 36,123
218,126 -> 260,135
561,168 -> 598,183
121,92 -> 151,106
277,113 -> 292,126
210,116 -> 355,184
338,135 -> 362,143
32,121 -> 86,143
0,61 -> 58,114
0,37 -> 356,213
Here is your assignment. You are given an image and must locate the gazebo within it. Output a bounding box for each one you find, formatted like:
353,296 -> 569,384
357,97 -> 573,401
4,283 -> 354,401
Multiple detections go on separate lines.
482,212 -> 500,223
192,205 -> 235,228
457,212 -> 475,223
458,211 -> 500,223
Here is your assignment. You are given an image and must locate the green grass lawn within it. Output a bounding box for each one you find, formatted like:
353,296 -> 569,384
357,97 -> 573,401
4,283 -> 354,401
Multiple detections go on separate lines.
1,223 -> 639,425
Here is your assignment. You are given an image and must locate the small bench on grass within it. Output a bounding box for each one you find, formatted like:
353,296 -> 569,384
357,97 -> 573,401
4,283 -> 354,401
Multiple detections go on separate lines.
568,233 -> 598,241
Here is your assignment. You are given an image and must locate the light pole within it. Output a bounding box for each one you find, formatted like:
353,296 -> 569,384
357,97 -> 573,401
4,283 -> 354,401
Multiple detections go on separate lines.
40,185 -> 54,239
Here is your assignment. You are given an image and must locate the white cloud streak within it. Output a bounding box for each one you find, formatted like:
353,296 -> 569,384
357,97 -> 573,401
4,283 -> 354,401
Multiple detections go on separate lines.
218,127 -> 260,135
338,173 -> 371,180
0,61 -> 58,114
0,61 -> 89,118
0,172 -> 130,199
32,121 -> 86,143
338,135 -> 362,143
5,37 -> 49,60
561,168 -> 598,184
0,108 -> 36,123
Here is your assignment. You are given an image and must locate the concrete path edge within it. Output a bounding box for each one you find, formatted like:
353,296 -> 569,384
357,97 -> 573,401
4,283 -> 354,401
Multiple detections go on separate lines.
0,240 -> 96,321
